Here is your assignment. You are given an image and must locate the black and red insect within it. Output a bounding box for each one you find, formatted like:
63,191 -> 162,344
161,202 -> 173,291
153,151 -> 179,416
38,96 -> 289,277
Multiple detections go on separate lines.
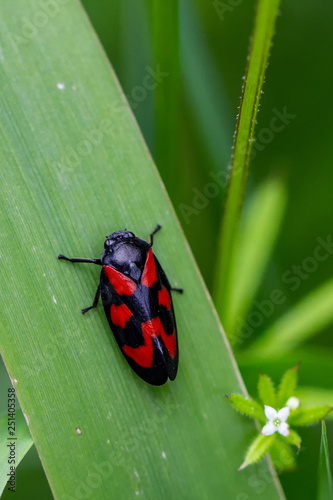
58,225 -> 182,385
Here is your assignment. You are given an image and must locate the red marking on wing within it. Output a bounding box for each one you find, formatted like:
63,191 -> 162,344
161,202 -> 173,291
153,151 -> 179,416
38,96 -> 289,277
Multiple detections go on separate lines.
151,317 -> 176,359
141,249 -> 157,287
104,265 -> 136,296
122,317 -> 176,367
160,328 -> 176,359
158,286 -> 171,310
110,304 -> 133,328
122,320 -> 154,368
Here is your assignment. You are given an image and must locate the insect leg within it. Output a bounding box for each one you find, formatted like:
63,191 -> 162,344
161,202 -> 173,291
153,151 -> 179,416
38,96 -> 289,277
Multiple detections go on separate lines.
171,287 -> 183,294
81,285 -> 101,314
58,255 -> 102,265
149,224 -> 162,246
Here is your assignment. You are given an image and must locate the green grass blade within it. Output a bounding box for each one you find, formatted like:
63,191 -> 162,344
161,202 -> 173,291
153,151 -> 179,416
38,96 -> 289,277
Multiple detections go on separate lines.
227,177 -> 287,333
0,410 -> 33,496
148,0 -> 181,194
244,279 -> 333,358
214,0 -> 282,318
180,0 -> 233,171
0,1 -> 284,498
317,421 -> 333,500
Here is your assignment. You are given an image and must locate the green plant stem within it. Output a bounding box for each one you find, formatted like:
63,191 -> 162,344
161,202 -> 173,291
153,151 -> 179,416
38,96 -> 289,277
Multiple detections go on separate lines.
214,0 -> 282,321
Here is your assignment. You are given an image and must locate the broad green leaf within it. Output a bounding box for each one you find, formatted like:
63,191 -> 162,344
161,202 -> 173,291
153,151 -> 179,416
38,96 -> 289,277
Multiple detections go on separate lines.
317,421 -> 333,500
258,373 -> 276,408
0,410 -> 33,496
0,1 -> 283,498
289,407 -> 332,427
239,433 -> 275,470
214,0 -> 282,318
228,395 -> 266,423
269,439 -> 296,472
227,177 -> 287,333
245,280 -> 333,358
277,364 -> 299,408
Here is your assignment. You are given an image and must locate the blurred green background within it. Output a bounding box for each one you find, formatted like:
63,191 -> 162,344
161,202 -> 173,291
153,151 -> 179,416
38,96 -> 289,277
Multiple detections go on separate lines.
1,0 -> 333,498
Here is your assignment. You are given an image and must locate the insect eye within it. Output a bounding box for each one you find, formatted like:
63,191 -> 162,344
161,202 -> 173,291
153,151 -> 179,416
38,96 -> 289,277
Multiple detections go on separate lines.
105,239 -> 112,247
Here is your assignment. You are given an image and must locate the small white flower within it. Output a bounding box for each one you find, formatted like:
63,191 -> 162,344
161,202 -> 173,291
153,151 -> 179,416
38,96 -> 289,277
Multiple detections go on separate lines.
286,396 -> 300,410
261,405 -> 290,437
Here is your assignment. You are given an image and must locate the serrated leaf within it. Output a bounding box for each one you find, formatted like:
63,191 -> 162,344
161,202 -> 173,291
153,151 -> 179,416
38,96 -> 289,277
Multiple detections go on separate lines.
317,421 -> 333,500
269,439 -> 296,473
277,364 -> 299,408
213,0 -> 282,319
258,373 -> 276,408
228,395 -> 266,423
289,407 -> 332,427
239,433 -> 275,470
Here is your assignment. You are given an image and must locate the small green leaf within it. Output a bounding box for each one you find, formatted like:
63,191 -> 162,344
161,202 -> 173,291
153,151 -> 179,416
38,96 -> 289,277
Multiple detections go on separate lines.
258,373 -> 276,408
285,429 -> 302,450
289,406 -> 332,427
317,421 -> 333,500
227,395 -> 266,423
239,433 -> 275,470
269,439 -> 296,472
277,364 -> 299,408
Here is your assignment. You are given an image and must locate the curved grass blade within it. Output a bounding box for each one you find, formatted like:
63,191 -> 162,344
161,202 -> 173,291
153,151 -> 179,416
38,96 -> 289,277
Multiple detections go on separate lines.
317,421 -> 333,500
245,279 -> 333,358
